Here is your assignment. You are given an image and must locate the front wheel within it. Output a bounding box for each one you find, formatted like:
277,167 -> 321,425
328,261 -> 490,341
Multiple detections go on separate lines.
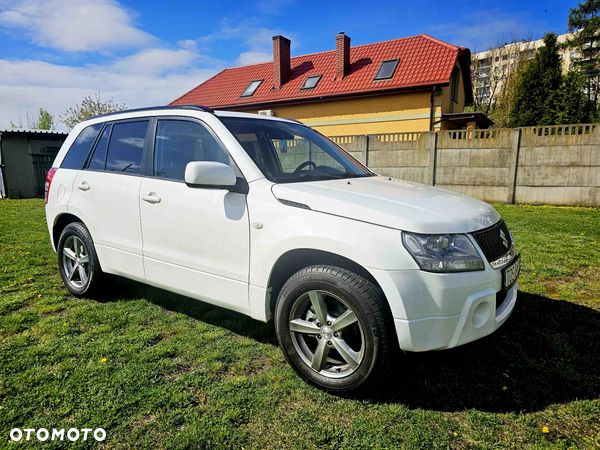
57,222 -> 102,296
275,265 -> 394,395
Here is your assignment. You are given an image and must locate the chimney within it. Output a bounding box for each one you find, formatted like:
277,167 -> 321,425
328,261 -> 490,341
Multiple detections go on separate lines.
335,32 -> 351,80
273,35 -> 291,89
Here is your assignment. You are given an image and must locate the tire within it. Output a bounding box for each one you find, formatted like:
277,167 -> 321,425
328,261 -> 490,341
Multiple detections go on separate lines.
275,265 -> 394,395
57,222 -> 102,297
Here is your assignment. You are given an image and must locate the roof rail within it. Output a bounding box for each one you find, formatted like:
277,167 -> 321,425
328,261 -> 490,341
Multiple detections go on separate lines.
83,105 -> 214,122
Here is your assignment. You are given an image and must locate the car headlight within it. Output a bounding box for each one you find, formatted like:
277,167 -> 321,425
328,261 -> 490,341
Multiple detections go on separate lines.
402,232 -> 485,272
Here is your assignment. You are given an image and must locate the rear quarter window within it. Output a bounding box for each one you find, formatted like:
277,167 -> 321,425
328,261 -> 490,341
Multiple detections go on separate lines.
60,123 -> 103,170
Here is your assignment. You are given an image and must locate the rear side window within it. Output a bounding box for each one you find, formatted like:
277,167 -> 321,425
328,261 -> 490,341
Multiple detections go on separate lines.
154,120 -> 229,180
60,123 -> 102,169
105,121 -> 148,174
87,125 -> 111,171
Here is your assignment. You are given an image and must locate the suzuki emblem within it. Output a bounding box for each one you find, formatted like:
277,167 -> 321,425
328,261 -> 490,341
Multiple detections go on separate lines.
500,229 -> 509,249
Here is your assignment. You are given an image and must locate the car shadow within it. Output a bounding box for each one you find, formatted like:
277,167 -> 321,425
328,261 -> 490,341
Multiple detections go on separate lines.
368,291 -> 600,413
94,279 -> 600,413
94,275 -> 278,346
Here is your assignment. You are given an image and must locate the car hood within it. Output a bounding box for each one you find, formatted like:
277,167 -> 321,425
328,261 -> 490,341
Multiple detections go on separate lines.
271,176 -> 501,234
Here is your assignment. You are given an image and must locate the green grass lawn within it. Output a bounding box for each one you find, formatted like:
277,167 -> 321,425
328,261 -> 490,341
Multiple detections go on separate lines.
1,199 -> 599,449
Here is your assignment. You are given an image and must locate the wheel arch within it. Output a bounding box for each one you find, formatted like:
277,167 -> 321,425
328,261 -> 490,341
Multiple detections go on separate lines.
52,213 -> 86,250
265,248 -> 392,322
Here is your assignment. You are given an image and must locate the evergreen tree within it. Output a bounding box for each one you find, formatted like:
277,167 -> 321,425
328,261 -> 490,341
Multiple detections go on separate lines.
508,33 -> 563,127
566,0 -> 600,110
557,71 -> 594,124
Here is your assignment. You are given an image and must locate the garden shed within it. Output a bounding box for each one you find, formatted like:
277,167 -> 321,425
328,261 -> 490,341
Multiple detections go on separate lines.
0,129 -> 68,198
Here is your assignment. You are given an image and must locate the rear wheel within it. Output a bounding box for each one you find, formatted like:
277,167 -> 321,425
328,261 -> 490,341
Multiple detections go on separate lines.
57,222 -> 102,296
275,265 -> 394,395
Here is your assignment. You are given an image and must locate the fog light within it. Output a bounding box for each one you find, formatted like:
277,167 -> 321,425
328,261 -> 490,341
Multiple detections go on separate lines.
472,302 -> 491,328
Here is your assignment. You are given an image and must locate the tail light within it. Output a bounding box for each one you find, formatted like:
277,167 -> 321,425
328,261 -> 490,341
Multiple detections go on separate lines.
45,167 -> 58,204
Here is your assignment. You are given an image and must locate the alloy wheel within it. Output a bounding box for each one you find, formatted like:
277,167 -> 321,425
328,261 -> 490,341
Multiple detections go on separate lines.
288,290 -> 365,378
62,235 -> 90,288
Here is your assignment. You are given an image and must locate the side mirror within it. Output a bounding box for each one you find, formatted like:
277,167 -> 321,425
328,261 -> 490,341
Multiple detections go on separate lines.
184,161 -> 248,194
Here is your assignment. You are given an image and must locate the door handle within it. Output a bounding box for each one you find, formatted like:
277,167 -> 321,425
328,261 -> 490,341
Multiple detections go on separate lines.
142,194 -> 161,204
76,182 -> 90,191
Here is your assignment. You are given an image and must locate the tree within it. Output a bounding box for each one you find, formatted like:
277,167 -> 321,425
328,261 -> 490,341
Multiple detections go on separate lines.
509,33 -> 564,127
566,0 -> 600,109
556,71 -> 595,124
61,93 -> 127,129
37,108 -> 55,130
469,34 -> 535,127
489,58 -> 530,128
10,108 -> 56,130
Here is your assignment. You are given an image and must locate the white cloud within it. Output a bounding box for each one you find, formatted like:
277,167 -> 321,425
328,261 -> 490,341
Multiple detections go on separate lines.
256,0 -> 293,14
0,50 -> 223,130
0,0 -> 153,52
427,10 -> 542,50
177,39 -> 198,53
0,6 -> 301,131
189,18 -> 297,63
220,23 -> 281,52
236,51 -> 271,65
110,48 -> 199,75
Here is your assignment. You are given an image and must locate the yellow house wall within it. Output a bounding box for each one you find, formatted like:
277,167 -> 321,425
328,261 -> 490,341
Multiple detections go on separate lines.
239,91 -> 439,136
437,64 -> 467,130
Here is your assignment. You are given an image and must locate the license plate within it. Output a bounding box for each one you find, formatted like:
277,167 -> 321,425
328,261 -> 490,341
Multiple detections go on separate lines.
502,254 -> 520,292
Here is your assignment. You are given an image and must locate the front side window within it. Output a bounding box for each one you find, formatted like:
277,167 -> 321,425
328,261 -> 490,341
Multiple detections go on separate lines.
221,117 -> 372,183
61,123 -> 102,170
105,121 -> 148,174
154,120 -> 230,181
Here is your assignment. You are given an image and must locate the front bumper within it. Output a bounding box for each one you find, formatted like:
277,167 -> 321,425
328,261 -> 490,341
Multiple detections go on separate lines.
369,257 -> 518,352
393,282 -> 517,351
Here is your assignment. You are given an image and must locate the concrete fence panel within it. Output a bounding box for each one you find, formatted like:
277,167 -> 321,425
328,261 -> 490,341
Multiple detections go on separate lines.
330,135 -> 368,164
329,123 -> 600,207
516,124 -> 600,206
432,129 -> 513,203
366,132 -> 431,184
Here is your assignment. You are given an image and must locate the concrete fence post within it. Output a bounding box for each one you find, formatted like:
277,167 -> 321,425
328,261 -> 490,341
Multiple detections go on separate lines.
507,128 -> 522,204
428,131 -> 438,186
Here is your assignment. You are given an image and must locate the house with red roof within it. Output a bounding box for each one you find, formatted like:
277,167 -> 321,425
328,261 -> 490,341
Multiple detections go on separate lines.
171,33 -> 491,136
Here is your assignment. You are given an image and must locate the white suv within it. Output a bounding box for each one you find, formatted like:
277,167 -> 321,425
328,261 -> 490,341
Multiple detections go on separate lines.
45,106 -> 520,394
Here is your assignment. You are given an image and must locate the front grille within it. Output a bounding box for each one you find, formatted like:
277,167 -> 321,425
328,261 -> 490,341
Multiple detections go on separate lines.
471,220 -> 512,262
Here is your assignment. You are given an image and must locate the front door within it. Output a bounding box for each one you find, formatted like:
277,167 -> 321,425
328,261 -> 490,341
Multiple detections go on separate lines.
139,118 -> 250,313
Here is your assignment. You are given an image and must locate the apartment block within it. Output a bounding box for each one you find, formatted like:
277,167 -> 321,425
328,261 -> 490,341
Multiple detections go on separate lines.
472,33 -> 580,104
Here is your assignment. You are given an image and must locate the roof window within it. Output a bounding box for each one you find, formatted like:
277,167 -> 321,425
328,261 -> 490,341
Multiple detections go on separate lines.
374,59 -> 399,81
300,75 -> 322,90
241,79 -> 263,97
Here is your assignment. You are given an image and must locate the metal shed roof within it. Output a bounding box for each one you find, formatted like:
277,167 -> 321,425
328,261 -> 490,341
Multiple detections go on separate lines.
0,129 -> 68,136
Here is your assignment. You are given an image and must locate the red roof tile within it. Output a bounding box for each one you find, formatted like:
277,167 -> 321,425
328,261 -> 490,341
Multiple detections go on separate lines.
170,34 -> 471,109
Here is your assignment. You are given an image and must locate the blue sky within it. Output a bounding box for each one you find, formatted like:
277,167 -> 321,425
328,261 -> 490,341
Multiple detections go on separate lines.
0,0 -> 576,130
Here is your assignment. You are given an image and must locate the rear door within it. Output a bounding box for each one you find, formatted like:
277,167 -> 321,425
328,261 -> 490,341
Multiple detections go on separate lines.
69,119 -> 150,282
139,117 -> 250,313
47,123 -> 104,247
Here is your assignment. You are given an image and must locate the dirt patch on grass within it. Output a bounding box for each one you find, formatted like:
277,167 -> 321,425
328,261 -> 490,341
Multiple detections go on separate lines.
540,266 -> 600,309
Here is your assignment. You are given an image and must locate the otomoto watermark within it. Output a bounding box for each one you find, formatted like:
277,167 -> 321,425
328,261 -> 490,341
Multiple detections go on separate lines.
9,428 -> 106,442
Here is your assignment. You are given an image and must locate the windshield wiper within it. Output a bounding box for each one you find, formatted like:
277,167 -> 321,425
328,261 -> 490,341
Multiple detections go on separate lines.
326,172 -> 372,179
295,172 -> 334,181
278,172 -> 372,183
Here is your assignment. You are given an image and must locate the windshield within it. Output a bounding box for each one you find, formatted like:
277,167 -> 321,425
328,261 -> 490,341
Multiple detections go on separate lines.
220,117 -> 373,183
